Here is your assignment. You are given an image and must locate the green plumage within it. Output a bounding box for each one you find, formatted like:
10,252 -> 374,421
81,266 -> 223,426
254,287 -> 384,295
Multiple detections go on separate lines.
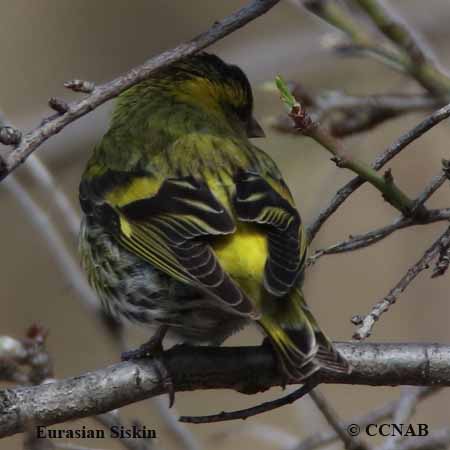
79,53 -> 349,380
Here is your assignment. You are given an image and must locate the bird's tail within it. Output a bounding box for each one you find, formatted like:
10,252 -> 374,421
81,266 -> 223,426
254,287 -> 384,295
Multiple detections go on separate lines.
259,288 -> 350,381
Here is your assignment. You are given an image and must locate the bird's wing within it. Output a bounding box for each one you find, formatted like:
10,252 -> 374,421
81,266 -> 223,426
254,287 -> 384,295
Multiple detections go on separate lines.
234,169 -> 308,297
99,174 -> 257,318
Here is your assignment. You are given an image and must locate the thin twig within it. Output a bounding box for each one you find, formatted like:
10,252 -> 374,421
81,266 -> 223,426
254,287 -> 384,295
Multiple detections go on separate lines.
316,92 -> 441,114
26,155 -> 80,237
151,397 -> 201,450
307,103 -> 450,241
379,387 -> 435,450
314,167 -> 449,258
0,0 -> 281,181
353,224 -> 450,340
320,92 -> 444,138
54,444 -> 109,450
179,380 -> 319,424
308,389 -> 366,450
64,80 -> 95,94
431,237 -> 450,278
95,412 -> 153,450
391,387 -> 435,424
3,173 -> 127,352
291,387 -> 435,450
352,0 -> 450,95
23,432 -> 55,450
308,205 -> 449,262
3,327 -> 56,450
300,0 -> 450,95
272,87 -> 445,138
0,326 -> 53,386
3,176 -> 100,315
394,427 -> 450,450
212,423 -> 299,449
412,172 -> 449,213
299,0 -> 407,71
276,76 -> 423,217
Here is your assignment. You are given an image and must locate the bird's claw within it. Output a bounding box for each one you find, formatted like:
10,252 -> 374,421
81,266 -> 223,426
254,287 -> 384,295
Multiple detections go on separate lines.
153,358 -> 175,408
121,343 -> 161,361
120,326 -> 174,406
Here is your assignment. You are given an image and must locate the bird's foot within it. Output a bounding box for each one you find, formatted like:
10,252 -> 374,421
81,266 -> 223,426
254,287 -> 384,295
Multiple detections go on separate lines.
121,326 -> 175,407
121,339 -> 162,360
121,325 -> 168,361
153,357 -> 175,408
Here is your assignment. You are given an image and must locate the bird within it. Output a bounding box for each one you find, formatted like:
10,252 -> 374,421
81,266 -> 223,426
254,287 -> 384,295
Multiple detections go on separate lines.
79,53 -> 350,385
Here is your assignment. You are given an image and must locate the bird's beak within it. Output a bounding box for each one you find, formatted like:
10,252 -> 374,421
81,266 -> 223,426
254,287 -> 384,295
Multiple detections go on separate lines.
247,116 -> 266,138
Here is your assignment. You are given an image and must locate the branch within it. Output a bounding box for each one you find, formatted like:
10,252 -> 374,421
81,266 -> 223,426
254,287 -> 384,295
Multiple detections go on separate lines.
292,388 -> 436,450
432,237 -> 450,279
0,126 -> 21,146
300,0 -> 407,71
180,380 -> 318,424
308,389 -> 366,450
395,428 -> 450,450
352,0 -> 450,95
0,0 -> 280,182
309,205 -> 449,261
307,102 -> 450,241
55,444 -> 108,450
275,76 -> 422,217
216,423 -> 299,449
2,176 -> 102,318
2,342 -> 450,438
2,161 -> 197,447
379,387 -> 434,450
271,85 -> 445,138
0,326 -> 52,386
311,208 -> 450,259
413,169 -> 449,211
26,155 -> 80,237
94,412 -> 153,450
353,224 -> 450,340
150,397 -> 201,450
301,0 -> 450,95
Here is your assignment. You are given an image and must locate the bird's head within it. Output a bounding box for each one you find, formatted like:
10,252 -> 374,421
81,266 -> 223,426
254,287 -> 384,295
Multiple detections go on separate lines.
115,53 -> 265,139
166,53 -> 265,138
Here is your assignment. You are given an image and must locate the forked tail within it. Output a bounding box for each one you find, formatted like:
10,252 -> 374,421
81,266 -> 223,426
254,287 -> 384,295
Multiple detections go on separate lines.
259,288 -> 350,381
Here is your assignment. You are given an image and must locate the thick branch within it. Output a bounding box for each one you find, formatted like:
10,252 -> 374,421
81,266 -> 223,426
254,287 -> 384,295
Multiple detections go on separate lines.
0,0 -> 280,181
2,342 -> 450,438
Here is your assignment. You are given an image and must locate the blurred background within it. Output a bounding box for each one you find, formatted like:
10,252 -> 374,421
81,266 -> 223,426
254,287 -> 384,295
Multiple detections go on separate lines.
1,1 -> 449,449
